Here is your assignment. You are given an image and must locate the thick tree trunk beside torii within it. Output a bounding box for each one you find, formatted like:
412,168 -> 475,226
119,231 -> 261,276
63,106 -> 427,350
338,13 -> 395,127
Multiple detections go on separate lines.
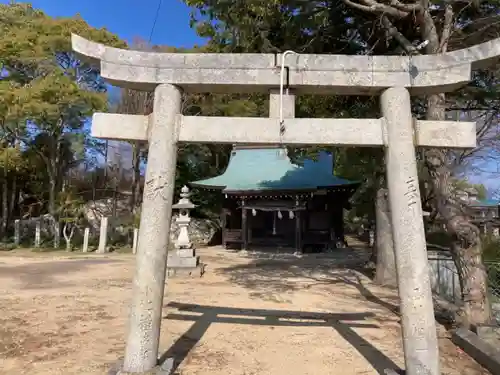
424,106 -> 492,327
341,0 -> 493,327
423,23 -> 491,326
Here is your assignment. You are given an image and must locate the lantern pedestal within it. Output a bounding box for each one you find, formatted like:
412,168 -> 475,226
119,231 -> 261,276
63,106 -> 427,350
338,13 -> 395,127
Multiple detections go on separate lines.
167,186 -> 203,278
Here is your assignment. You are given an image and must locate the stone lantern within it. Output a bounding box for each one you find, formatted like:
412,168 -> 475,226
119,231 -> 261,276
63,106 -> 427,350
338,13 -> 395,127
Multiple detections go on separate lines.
172,185 -> 196,249
168,186 -> 200,271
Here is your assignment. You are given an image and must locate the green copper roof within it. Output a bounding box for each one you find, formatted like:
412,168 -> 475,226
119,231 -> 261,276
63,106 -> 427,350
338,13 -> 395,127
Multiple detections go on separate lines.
190,147 -> 359,193
470,199 -> 499,207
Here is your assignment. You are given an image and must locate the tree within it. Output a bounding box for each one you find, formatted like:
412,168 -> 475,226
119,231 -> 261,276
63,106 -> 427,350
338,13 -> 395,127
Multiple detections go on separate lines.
0,2 -> 125,228
183,0 -> 500,325
336,0 -> 499,327
183,0 -> 384,217
58,189 -> 84,251
114,87 -> 153,214
0,143 -> 25,238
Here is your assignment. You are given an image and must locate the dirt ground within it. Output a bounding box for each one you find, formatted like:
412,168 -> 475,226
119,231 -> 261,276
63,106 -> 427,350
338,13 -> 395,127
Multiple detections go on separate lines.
0,244 -> 490,375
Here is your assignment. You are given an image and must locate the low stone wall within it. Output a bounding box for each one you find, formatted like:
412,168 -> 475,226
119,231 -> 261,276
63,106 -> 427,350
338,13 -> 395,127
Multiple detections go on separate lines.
83,198 -> 131,232
17,214 -> 59,243
451,328 -> 500,375
83,198 -> 219,246
169,217 -> 219,246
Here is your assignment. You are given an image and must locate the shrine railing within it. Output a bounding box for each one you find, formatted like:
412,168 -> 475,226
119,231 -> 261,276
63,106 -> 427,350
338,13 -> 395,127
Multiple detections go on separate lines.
428,252 -> 500,323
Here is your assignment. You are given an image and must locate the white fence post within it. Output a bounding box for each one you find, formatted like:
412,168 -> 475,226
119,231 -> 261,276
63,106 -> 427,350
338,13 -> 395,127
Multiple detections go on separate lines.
34,220 -> 41,248
97,217 -> 108,254
132,228 -> 139,254
82,227 -> 90,253
14,219 -> 20,247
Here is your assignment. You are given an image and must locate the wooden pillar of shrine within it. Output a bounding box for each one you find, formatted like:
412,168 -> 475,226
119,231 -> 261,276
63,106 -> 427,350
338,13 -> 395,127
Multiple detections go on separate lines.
247,208 -> 252,245
221,208 -> 227,248
295,210 -> 302,253
331,193 -> 346,247
241,200 -> 248,250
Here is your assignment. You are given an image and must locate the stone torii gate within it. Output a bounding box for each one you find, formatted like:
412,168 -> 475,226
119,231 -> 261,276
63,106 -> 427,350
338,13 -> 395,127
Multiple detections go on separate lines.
72,34 -> 500,375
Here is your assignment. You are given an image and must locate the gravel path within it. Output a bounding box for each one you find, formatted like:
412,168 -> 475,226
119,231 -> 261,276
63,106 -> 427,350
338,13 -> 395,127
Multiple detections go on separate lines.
0,246 -> 489,375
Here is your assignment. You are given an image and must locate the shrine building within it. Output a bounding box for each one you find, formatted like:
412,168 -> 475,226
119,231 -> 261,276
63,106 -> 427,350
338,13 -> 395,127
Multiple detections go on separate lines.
190,145 -> 360,252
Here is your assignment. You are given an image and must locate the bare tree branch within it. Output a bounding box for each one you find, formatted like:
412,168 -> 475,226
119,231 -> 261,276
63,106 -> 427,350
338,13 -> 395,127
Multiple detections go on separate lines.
341,0 -> 411,18
381,16 -> 419,54
388,0 -> 421,12
440,4 -> 454,52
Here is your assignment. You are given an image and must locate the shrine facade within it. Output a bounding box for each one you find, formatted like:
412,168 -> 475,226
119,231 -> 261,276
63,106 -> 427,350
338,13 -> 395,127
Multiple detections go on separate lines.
191,146 -> 359,252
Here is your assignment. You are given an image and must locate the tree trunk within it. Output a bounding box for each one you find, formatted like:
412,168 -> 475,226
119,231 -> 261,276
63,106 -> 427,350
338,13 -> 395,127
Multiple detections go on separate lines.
9,175 -> 16,222
63,222 -> 74,252
112,184 -> 118,218
130,142 -> 142,213
374,188 -> 397,287
2,177 -> 8,239
454,241 -> 491,327
48,171 -> 61,249
48,176 -> 57,218
48,139 -> 59,220
336,0 -> 491,327
413,0 -> 492,326
425,94 -> 492,326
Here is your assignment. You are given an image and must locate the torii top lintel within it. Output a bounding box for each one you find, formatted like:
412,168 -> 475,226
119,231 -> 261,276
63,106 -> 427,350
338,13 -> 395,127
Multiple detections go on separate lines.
72,34 -> 500,96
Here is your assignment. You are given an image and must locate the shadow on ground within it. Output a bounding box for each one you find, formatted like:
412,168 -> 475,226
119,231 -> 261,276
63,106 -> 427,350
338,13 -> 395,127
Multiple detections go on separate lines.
216,248 -> 457,328
161,302 -> 402,375
215,248 -> 400,314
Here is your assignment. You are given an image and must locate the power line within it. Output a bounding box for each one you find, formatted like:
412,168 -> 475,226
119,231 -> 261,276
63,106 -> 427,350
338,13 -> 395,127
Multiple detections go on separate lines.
105,0 -> 162,178
148,0 -> 163,43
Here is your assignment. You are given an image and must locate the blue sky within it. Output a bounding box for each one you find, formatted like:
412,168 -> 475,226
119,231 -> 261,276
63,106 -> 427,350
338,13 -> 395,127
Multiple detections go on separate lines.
4,0 -> 205,47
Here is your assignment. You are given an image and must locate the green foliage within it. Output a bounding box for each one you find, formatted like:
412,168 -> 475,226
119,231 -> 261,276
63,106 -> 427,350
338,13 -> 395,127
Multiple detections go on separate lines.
57,189 -> 84,224
481,236 -> 500,300
0,0 -> 496,260
426,231 -> 500,263
183,5 -> 393,220
336,148 -> 385,224
181,0 -> 500,236
4,70 -> 106,127
118,210 -> 141,231
0,242 -> 17,251
0,2 -> 126,216
483,235 -> 500,262
181,1 -> 385,219
133,211 -> 141,228
174,92 -> 268,216
185,0 -> 367,54
453,179 -> 488,200
0,2 -> 125,78
0,145 -> 24,173
0,2 -> 123,124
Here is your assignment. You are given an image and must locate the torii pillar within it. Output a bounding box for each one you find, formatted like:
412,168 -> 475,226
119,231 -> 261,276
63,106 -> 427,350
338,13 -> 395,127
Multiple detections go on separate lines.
382,87 -> 438,375
123,84 -> 181,372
